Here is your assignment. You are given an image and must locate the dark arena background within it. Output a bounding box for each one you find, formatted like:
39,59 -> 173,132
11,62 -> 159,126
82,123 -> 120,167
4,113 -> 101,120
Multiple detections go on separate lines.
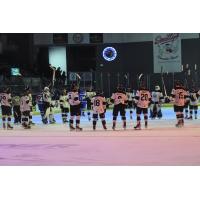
0,33 -> 200,165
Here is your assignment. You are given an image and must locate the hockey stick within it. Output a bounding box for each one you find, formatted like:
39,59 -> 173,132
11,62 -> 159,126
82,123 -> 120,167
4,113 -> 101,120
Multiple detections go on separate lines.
75,73 -> 81,87
138,73 -> 144,88
49,64 -> 56,87
161,66 -> 168,97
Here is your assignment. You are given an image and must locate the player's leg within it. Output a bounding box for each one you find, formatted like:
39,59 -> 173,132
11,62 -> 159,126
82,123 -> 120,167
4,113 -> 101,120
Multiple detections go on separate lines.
66,107 -> 69,122
134,107 -> 141,130
23,111 -> 31,129
69,106 -> 75,130
194,105 -> 198,119
184,103 -> 189,119
112,105 -> 118,130
13,106 -> 18,124
87,99 -> 92,121
29,106 -> 35,125
7,106 -> 13,129
128,101 -> 133,120
100,113 -> 107,130
17,105 -> 21,124
189,105 -> 193,119
61,107 -> 66,123
143,108 -> 148,128
75,105 -> 82,131
1,106 -> 6,129
149,103 -> 154,119
157,104 -> 162,119
120,105 -> 126,129
92,113 -> 98,130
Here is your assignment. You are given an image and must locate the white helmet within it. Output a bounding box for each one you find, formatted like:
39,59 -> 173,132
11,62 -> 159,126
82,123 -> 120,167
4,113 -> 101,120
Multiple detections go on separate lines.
155,85 -> 160,91
44,87 -> 49,92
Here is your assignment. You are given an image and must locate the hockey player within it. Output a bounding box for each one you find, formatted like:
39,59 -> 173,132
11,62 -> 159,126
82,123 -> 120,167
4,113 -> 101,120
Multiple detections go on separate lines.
184,88 -> 190,119
0,87 -> 13,129
134,83 -> 151,130
150,85 -> 164,119
68,84 -> 82,131
26,86 -> 35,125
86,87 -> 96,121
126,88 -> 135,120
12,92 -> 21,124
110,85 -> 128,130
36,91 -> 46,124
20,88 -> 31,129
79,89 -> 87,117
188,86 -> 200,119
91,90 -> 107,130
59,88 -> 69,123
170,81 -> 188,127
43,87 -> 55,124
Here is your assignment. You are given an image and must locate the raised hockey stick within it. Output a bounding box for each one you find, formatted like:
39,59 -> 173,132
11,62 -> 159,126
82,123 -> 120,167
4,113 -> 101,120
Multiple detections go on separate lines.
75,73 -> 81,87
161,66 -> 168,97
49,64 -> 56,87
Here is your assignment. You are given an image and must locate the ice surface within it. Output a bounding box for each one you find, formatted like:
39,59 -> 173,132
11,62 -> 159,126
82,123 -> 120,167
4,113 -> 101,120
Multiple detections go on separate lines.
0,108 -> 200,166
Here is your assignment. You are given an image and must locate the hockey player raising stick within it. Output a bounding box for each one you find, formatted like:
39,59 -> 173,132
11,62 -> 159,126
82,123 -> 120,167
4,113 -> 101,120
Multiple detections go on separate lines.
20,88 -> 31,129
134,82 -> 151,130
43,86 -> 56,124
59,88 -> 69,123
150,85 -> 164,119
68,84 -> 82,131
86,87 -> 96,121
0,87 -> 13,130
170,81 -> 188,128
91,90 -> 107,130
111,85 -> 128,130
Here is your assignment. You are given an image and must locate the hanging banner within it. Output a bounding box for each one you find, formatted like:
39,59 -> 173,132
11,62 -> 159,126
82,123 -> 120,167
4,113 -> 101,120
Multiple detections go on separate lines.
153,33 -> 182,73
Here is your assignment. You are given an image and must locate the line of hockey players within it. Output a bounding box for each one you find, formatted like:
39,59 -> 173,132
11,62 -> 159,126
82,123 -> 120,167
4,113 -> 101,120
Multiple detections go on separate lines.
0,80 -> 200,130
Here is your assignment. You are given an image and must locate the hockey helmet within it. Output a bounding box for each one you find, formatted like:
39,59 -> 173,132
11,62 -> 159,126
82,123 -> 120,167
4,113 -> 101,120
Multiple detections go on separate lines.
155,85 -> 160,91
44,87 -> 50,92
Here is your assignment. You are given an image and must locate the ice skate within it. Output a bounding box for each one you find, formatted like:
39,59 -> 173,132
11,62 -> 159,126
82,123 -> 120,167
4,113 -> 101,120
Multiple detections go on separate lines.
103,124 -> 107,130
76,125 -> 83,131
24,124 -> 31,129
195,115 -> 197,119
93,125 -> 96,131
69,124 -> 76,131
7,124 -> 13,130
175,120 -> 183,128
134,122 -> 141,130
188,116 -> 192,120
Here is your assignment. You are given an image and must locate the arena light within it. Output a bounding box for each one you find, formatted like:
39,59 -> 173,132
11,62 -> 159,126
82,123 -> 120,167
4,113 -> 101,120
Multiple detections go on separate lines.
102,47 -> 117,61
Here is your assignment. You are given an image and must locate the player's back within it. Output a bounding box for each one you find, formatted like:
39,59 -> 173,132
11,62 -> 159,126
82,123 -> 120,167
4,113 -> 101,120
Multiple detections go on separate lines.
20,95 -> 30,112
0,93 -> 11,107
135,90 -> 151,108
171,87 -> 187,106
111,92 -> 127,105
92,95 -> 106,113
68,91 -> 80,106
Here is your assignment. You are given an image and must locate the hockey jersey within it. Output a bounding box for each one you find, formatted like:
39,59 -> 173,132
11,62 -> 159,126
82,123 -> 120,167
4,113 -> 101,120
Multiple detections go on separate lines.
0,93 -> 12,107
67,91 -> 80,106
91,95 -> 106,114
20,95 -> 31,112
111,92 -> 128,105
43,91 -> 51,104
135,90 -> 151,108
59,95 -> 69,108
151,91 -> 164,103
171,87 -> 188,106
126,92 -> 134,101
189,91 -> 200,106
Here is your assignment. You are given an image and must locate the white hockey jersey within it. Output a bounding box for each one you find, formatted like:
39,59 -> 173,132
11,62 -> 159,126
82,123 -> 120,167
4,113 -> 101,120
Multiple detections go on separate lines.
126,92 -> 134,101
91,95 -> 106,114
111,92 -> 128,105
189,91 -> 200,106
20,95 -> 31,112
59,95 -> 69,108
43,91 -> 51,103
151,91 -> 164,103
0,93 -> 12,107
135,90 -> 151,108
67,91 -> 80,106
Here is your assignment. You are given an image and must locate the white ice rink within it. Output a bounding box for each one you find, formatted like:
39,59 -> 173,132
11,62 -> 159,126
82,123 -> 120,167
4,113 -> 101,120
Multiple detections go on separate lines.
0,108 -> 200,165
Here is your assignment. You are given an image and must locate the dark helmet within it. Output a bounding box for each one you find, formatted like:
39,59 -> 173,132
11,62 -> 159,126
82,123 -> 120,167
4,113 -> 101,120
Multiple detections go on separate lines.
4,87 -> 11,94
96,89 -> 103,96
71,83 -> 78,92
139,81 -> 147,90
117,84 -> 124,92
